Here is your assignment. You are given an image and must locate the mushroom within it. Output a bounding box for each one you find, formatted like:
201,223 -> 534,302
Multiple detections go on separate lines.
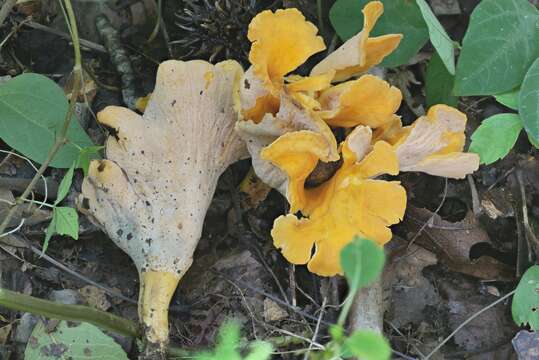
79,59 -> 245,357
376,104 -> 480,179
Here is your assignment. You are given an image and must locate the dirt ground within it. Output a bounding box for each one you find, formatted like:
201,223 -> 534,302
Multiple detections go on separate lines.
0,0 -> 536,359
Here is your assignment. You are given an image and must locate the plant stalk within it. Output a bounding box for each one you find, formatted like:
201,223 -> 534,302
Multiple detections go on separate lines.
0,287 -> 140,337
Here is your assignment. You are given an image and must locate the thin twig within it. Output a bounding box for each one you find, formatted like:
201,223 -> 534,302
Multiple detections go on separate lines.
516,169 -> 539,257
386,320 -> 426,358
0,150 -> 49,208
303,297 -> 326,360
289,264 -> 297,307
468,174 -> 482,217
23,20 -> 107,53
213,270 -> 331,326
407,178 -> 448,250
424,290 -> 515,359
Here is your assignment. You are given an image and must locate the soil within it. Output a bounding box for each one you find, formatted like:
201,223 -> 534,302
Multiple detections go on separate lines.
0,0 -> 536,359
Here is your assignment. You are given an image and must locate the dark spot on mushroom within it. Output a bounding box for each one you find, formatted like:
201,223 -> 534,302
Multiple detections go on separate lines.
97,162 -> 106,172
127,233 -> 133,240
199,90 -> 203,95
244,79 -> 250,89
141,150 -> 145,155
146,238 -> 152,246
116,229 -> 124,237
145,200 -> 151,206
84,347 -> 92,356
171,99 -> 177,107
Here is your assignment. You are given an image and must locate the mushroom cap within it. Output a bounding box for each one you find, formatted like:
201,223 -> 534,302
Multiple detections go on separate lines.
80,60 -> 245,276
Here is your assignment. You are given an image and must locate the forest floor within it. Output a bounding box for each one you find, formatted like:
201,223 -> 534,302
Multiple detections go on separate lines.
0,0 -> 536,359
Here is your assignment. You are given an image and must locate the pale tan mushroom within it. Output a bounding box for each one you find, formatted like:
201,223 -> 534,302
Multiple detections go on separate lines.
79,59 -> 245,357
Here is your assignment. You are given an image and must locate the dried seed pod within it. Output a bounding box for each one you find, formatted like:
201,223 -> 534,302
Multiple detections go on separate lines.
171,0 -> 280,64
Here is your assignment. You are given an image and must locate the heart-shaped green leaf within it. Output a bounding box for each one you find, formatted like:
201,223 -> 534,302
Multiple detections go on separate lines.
0,73 -> 95,168
519,58 -> 539,144
25,321 -> 128,360
512,265 -> 539,330
469,114 -> 522,165
454,0 -> 539,96
340,236 -> 385,293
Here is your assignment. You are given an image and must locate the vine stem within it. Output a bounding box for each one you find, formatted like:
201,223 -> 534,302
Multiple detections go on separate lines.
0,287 -> 140,337
0,0 -> 82,238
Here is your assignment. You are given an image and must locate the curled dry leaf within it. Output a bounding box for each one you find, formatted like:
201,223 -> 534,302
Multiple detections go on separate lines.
406,206 -> 513,280
79,59 -> 245,355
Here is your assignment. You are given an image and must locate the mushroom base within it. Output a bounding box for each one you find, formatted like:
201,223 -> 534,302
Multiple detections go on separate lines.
138,270 -> 182,359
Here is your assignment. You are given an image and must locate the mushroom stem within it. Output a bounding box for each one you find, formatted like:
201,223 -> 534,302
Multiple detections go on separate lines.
138,271 -> 181,358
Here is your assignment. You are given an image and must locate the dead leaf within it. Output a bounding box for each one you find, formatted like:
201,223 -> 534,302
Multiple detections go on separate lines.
239,168 -> 271,209
0,188 -> 52,228
385,238 -> 439,327
439,276 -> 516,353
78,286 -> 111,311
512,330 -> 539,359
405,206 -> 512,279
263,298 -> 287,322
406,206 -> 489,260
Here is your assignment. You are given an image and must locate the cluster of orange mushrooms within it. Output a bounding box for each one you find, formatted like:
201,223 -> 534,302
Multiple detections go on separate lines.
78,1 -> 479,355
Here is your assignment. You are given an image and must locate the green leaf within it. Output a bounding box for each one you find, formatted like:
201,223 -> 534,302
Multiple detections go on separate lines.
495,89 -> 520,110
454,0 -> 539,96
24,320 -> 128,360
426,52 -> 458,107
520,57 -> 539,144
415,0 -> 455,74
43,206 -> 79,252
243,342 -> 273,360
329,325 -> 345,342
77,146 -> 103,177
340,236 -> 385,293
195,321 -> 272,360
0,73 -> 95,168
330,0 -> 429,67
55,162 -> 75,205
469,114 -> 522,165
54,207 -> 79,240
342,330 -> 391,360
512,265 -> 539,330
